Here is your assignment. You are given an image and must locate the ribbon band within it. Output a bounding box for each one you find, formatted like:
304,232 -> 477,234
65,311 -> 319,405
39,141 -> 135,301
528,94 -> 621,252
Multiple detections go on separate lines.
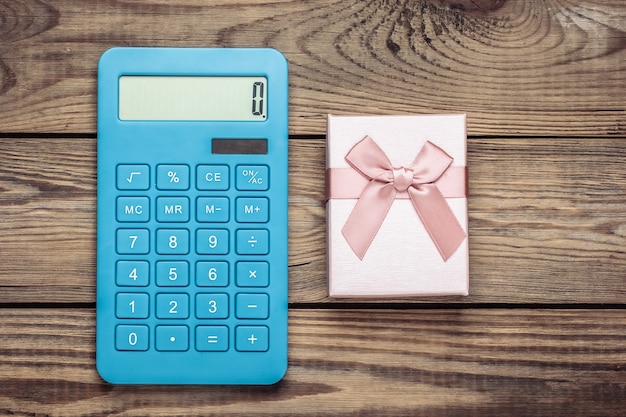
326,166 -> 467,200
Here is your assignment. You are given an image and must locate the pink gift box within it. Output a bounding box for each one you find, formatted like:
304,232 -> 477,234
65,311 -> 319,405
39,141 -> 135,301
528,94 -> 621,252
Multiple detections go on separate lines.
326,114 -> 469,297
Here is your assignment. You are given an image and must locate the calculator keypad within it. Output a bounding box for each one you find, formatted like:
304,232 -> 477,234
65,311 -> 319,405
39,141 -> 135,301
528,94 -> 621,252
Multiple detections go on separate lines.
113,164 -> 271,353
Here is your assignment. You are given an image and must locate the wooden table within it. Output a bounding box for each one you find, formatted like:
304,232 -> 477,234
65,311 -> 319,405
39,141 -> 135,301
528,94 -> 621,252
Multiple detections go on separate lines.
1,1 -> 625,415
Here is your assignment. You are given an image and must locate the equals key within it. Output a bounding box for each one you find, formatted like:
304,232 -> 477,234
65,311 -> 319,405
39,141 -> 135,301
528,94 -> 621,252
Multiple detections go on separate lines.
196,326 -> 228,352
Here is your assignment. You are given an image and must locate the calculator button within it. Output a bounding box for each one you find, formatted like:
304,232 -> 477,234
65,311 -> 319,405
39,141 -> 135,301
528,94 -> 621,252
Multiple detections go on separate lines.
196,197 -> 229,223
156,293 -> 189,319
196,229 -> 229,255
156,229 -> 189,255
196,293 -> 229,319
196,326 -> 229,352
157,164 -> 190,190
236,197 -> 269,223
117,197 -> 150,222
156,326 -> 189,351
156,261 -> 189,287
236,229 -> 269,255
116,325 -> 149,351
116,293 -> 149,319
116,229 -> 149,254
236,165 -> 269,191
236,293 -> 269,319
197,165 -> 229,191
117,165 -> 149,190
196,261 -> 229,287
116,261 -> 149,287
156,197 -> 189,222
236,262 -> 269,287
235,326 -> 269,352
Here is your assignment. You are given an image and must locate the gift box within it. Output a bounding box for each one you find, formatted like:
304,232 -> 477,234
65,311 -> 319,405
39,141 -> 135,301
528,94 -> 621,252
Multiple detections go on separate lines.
326,114 -> 469,297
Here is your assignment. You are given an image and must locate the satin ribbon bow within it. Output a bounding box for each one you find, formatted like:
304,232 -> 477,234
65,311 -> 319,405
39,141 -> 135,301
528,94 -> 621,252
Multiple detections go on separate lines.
342,135 -> 467,261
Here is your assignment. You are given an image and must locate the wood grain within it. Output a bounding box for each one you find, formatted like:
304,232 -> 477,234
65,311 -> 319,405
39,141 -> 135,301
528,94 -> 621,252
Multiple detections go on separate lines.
1,0 -> 625,414
0,0 -> 624,136
0,136 -> 625,304
0,308 -> 623,416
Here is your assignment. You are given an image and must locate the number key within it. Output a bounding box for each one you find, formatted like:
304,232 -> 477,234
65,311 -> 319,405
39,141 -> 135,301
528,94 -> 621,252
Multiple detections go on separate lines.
116,229 -> 149,254
156,293 -> 189,319
116,325 -> 149,351
196,293 -> 229,319
196,261 -> 229,287
156,261 -> 189,287
116,261 -> 149,286
157,229 -> 189,255
196,229 -> 229,255
116,293 -> 149,319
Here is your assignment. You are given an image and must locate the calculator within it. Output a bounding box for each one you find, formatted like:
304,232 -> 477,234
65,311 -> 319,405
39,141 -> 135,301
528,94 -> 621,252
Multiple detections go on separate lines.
96,47 -> 288,384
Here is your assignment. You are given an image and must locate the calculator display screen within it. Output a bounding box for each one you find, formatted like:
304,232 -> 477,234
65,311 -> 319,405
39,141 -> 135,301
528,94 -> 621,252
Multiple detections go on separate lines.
118,76 -> 267,121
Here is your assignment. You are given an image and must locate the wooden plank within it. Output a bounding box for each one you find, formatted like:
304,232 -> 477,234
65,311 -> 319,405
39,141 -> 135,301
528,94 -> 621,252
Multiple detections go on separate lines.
0,308 -> 623,416
0,0 -> 624,136
0,137 -> 97,303
1,136 -> 625,304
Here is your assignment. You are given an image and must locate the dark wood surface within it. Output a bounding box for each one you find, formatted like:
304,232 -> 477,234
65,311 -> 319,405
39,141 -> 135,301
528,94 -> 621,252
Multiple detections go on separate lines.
1,0 -> 625,415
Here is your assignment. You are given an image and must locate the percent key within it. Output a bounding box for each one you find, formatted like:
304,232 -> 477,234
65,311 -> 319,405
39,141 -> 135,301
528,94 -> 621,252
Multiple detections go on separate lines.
157,165 -> 189,190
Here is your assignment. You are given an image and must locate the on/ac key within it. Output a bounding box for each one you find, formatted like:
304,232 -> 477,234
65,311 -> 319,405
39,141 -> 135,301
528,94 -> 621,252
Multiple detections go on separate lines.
236,165 -> 269,191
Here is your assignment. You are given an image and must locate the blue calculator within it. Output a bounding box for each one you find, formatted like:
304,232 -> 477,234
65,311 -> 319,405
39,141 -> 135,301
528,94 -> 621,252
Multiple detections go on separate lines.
96,47 -> 288,384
